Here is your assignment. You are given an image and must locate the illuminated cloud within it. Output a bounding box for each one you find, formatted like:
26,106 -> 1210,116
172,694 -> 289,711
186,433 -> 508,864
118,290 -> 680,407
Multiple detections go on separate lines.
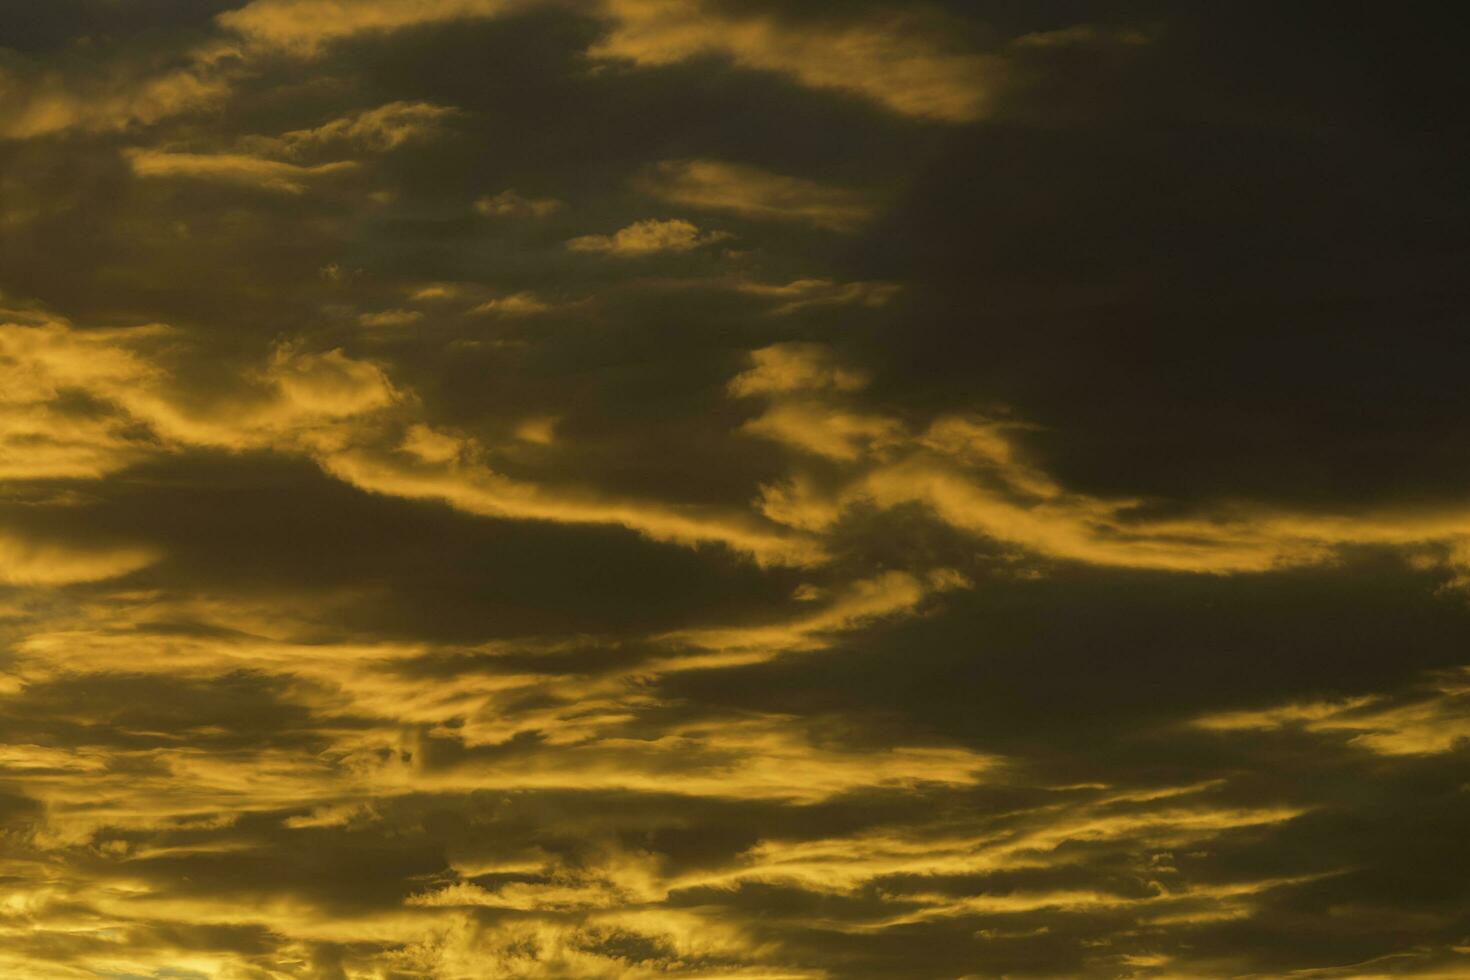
1194,670 -> 1470,756
216,0 -> 997,122
400,423 -> 468,464
475,189 -> 564,218
0,531 -> 157,585
732,344 -> 1470,573
567,218 -> 730,255
591,0 -> 998,122
727,342 -> 869,397
661,568 -> 970,669
470,292 -> 556,316
318,448 -> 822,567
736,278 -> 900,315
0,318 -> 811,567
514,416 -> 558,445
0,319 -> 398,463
358,308 -> 425,327
410,284 -> 460,301
217,0 -> 524,53
741,401 -> 904,461
0,50 -> 232,139
0,319 -> 160,479
640,159 -> 875,231
269,100 -> 459,153
1011,23 -> 1155,49
1,5 -> 1465,978
125,148 -> 357,193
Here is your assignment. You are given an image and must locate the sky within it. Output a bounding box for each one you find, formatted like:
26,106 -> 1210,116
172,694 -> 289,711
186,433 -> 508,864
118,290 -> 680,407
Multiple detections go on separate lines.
1,1 -> 1469,977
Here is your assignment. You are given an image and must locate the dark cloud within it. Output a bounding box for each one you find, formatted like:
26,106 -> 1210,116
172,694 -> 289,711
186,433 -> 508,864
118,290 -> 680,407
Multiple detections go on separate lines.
846,3 -> 1470,511
1,2 -> 1467,977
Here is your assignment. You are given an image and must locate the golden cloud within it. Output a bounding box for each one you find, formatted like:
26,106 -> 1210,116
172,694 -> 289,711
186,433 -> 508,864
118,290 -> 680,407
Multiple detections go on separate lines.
475,189 -> 564,218
732,343 -> 1470,574
0,50 -> 233,140
592,0 -> 997,122
640,159 -> 875,231
567,218 -> 730,256
736,278 -> 900,315
217,0 -> 523,53
125,149 -> 357,194
0,532 -> 157,586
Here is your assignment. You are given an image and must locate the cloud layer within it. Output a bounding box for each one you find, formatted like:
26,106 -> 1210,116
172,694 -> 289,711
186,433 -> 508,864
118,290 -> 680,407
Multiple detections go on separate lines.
2,3 -> 1468,978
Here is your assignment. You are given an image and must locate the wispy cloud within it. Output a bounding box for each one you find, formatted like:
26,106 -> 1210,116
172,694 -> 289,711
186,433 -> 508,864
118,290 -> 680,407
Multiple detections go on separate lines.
125,149 -> 357,193
217,0 -> 523,53
475,189 -> 564,218
268,100 -> 458,154
592,0 -> 998,122
735,278 -> 900,314
640,159 -> 875,231
567,218 -> 730,255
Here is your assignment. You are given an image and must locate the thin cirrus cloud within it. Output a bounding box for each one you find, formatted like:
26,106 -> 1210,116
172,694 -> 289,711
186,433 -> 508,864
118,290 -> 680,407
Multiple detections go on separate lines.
0,0 -> 1007,143
319,447 -> 822,567
735,278 -> 901,315
0,317 -> 816,568
731,343 -> 1470,575
213,0 -> 997,122
475,189 -> 564,218
264,100 -> 459,154
123,101 -> 449,194
0,49 -> 233,140
0,317 -> 397,459
0,317 -> 162,480
215,0 -> 526,53
358,308 -> 424,327
0,531 -> 157,586
124,148 -> 357,194
590,0 -> 998,122
1192,670 -> 1470,756
638,159 -> 876,231
3,4 -> 1466,977
470,292 -> 556,316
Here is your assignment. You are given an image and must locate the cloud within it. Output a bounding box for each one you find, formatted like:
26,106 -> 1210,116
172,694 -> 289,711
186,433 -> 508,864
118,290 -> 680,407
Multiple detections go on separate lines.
727,343 -> 869,397
318,448 -> 821,567
470,292 -> 556,316
0,531 -> 157,585
475,189 -> 563,218
660,568 -> 969,670
741,401 -> 904,462
217,0 -> 523,53
731,344 -> 1470,574
1010,24 -> 1154,50
0,318 -> 162,480
213,0 -> 1000,124
0,318 -> 817,568
125,149 -> 357,194
358,308 -> 424,327
0,318 -> 398,462
0,48 -> 233,140
640,159 -> 875,231
400,423 -> 467,464
736,278 -> 900,315
590,0 -> 998,122
269,100 -> 458,154
567,218 -> 730,256
1,7 -> 1465,978
410,284 -> 459,301
514,416 -> 558,445
1194,669 -> 1470,756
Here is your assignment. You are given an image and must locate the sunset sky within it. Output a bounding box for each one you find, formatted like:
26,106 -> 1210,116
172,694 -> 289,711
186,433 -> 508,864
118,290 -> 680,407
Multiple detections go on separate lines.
2,2 -> 1469,977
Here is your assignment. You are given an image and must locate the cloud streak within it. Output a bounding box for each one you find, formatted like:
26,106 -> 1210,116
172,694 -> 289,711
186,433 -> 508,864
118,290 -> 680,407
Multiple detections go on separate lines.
2,4 -> 1466,977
